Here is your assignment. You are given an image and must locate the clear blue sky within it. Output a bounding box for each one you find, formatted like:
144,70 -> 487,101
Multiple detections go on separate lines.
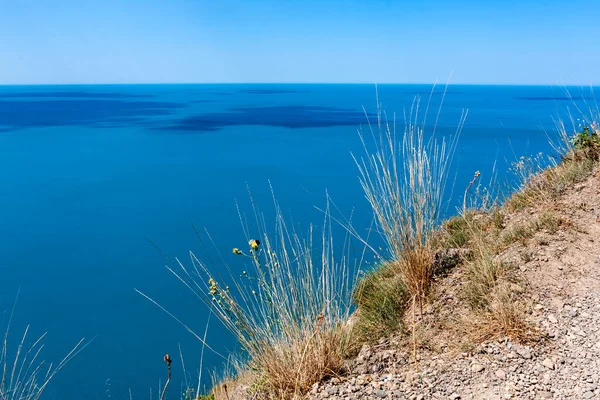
1,0 -> 599,85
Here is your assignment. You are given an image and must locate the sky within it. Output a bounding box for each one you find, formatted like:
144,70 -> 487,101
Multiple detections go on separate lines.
1,0 -> 599,85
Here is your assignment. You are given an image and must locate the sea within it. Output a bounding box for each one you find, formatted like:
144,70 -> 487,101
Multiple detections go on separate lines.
0,84 -> 597,399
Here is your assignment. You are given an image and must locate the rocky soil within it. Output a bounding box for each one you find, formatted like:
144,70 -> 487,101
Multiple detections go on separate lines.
309,169 -> 600,399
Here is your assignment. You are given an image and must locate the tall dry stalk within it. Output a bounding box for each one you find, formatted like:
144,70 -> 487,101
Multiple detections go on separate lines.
353,97 -> 466,308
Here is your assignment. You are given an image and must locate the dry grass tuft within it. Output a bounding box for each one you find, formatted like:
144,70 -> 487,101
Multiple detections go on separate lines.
168,198 -> 356,400
396,246 -> 435,313
467,284 -> 533,343
256,326 -> 348,398
353,99 -> 465,312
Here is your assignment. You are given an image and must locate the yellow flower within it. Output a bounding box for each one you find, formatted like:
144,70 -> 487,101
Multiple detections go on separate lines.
232,248 -> 242,255
248,239 -> 260,250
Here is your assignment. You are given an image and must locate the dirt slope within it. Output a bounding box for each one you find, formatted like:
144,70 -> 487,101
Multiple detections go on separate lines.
309,168 -> 600,400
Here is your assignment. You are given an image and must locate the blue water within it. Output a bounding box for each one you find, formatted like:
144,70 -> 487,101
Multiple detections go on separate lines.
0,84 -> 597,399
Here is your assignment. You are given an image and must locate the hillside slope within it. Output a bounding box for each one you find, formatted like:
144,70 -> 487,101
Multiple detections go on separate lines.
309,167 -> 600,400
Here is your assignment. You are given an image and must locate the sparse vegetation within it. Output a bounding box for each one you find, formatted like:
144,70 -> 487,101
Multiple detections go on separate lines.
506,123 -> 599,211
457,118 -> 599,343
501,213 -> 561,246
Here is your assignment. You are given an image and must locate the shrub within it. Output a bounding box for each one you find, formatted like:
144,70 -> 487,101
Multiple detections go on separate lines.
572,125 -> 600,157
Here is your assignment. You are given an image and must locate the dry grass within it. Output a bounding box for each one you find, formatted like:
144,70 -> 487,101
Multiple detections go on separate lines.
501,213 -> 562,246
458,137 -> 598,343
507,114 -> 599,212
351,104 -> 599,350
352,99 -> 465,312
506,156 -> 596,211
456,218 -> 534,343
167,198 -> 356,400
466,284 -> 532,343
1,307 -> 87,400
454,148 -> 596,344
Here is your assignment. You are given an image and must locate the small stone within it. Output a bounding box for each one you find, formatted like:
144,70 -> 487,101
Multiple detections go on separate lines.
570,308 -> 579,317
449,393 -> 461,400
311,382 -> 320,394
472,364 -> 485,372
514,345 -> 532,359
537,390 -> 553,398
542,358 -> 555,370
375,389 -> 387,398
582,392 -> 594,399
496,369 -> 507,379
548,315 -> 558,324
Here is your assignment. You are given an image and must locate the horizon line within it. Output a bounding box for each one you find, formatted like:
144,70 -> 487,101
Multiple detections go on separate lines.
0,82 -> 598,87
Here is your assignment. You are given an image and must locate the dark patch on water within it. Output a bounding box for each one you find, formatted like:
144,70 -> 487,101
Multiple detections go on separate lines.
0,99 -> 184,131
159,105 -> 373,131
0,91 -> 154,99
239,89 -> 307,95
515,96 -> 594,101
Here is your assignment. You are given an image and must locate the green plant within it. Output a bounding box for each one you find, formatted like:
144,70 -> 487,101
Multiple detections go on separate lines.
572,125 -> 600,153
440,215 -> 471,248
352,263 -> 409,340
